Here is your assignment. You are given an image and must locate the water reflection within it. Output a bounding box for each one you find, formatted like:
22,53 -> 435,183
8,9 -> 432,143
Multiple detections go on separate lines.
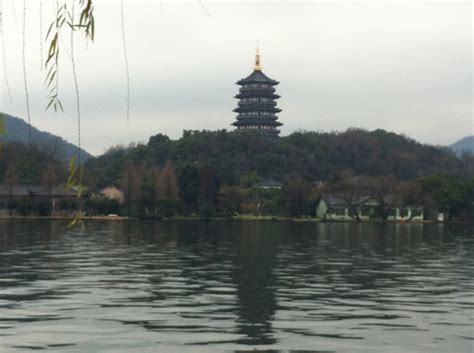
230,222 -> 280,344
0,220 -> 472,353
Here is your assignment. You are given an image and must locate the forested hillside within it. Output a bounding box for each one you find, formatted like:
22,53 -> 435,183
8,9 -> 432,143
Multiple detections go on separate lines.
0,113 -> 92,163
450,136 -> 474,155
80,128 -> 473,220
1,128 -> 472,220
0,142 -> 66,185
85,128 -> 470,189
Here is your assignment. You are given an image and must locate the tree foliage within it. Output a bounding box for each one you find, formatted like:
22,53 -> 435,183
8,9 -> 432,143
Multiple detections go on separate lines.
79,129 -> 473,220
85,129 -> 469,190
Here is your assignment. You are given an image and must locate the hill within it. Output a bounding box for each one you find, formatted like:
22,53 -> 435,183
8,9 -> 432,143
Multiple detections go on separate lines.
449,136 -> 474,155
0,141 -> 67,185
85,128 -> 470,190
0,113 -> 92,163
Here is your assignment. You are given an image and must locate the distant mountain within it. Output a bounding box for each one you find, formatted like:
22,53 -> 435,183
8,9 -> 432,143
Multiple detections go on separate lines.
449,136 -> 474,155
0,113 -> 93,163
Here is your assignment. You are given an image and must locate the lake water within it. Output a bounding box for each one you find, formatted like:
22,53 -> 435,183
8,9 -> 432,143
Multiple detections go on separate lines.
0,220 -> 472,353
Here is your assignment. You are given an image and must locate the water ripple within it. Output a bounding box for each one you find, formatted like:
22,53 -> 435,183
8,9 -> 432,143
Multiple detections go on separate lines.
0,221 -> 472,353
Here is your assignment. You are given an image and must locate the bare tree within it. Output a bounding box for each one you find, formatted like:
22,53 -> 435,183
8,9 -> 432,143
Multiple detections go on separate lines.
156,161 -> 179,199
41,163 -> 58,197
364,175 -> 403,220
323,176 -> 371,221
122,161 -> 143,216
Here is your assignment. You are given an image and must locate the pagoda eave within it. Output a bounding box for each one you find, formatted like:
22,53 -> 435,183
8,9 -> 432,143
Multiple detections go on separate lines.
233,120 -> 282,127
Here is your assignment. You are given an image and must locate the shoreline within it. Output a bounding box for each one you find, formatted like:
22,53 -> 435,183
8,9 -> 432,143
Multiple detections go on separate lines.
0,215 -> 472,224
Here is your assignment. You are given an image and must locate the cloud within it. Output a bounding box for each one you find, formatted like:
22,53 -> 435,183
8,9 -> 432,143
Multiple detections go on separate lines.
1,1 -> 471,155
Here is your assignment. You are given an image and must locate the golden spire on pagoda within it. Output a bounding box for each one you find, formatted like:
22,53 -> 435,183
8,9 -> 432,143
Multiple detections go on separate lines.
254,41 -> 262,71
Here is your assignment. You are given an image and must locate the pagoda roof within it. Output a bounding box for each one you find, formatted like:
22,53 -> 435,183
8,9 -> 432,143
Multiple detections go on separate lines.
235,92 -> 280,99
233,118 -> 282,126
237,70 -> 279,85
234,106 -> 281,113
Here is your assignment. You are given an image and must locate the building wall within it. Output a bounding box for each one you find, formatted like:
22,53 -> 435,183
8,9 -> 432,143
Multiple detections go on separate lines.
317,199 -> 424,222
99,187 -> 125,204
316,200 -> 329,219
387,207 -> 424,221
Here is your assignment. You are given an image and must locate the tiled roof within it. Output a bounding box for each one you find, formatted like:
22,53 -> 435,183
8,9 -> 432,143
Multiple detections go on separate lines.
0,184 -> 85,197
258,179 -> 283,188
237,70 -> 279,85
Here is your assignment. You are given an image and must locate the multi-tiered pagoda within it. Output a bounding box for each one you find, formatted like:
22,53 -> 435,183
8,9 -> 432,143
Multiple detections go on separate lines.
232,47 -> 282,135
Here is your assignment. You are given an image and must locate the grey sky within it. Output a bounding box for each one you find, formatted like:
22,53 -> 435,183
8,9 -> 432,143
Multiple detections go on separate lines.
1,1 -> 472,155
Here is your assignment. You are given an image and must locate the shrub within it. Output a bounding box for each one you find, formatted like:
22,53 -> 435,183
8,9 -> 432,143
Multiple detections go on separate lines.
35,198 -> 52,216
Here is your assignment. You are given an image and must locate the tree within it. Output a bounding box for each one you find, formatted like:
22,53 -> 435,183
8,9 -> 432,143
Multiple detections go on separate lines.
418,175 -> 468,220
122,161 -> 143,216
364,175 -> 404,220
240,171 -> 263,189
142,166 -> 160,216
85,129 -> 470,196
199,202 -> 214,220
3,166 -> 17,217
35,198 -> 53,216
280,177 -> 312,217
17,197 -> 34,217
41,163 -> 59,196
260,199 -> 279,216
218,185 -> 243,216
14,159 -> 41,184
322,176 -> 370,221
199,166 -> 218,207
155,161 -> 180,218
178,164 -> 200,214
156,197 -> 182,218
157,161 -> 179,199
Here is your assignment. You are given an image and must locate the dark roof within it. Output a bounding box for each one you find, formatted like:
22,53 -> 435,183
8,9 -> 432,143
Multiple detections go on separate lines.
321,194 -> 400,207
257,179 -> 283,188
237,70 -> 279,85
0,184 -> 86,197
234,105 -> 281,113
320,194 -> 367,206
233,118 -> 282,127
235,91 -> 280,99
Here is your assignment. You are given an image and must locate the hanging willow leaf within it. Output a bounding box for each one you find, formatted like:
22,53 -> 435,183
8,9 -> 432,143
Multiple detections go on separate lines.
45,98 -> 55,111
42,0 -> 95,227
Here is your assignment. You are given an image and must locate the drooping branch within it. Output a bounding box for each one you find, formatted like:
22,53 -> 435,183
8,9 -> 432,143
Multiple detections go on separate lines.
39,0 -> 43,70
0,0 -> 12,102
121,0 -> 130,123
10,0 -> 19,32
22,0 -> 31,142
77,0 -> 94,41
198,0 -> 212,18
45,1 -> 66,112
45,0 -> 95,113
70,0 -> 81,163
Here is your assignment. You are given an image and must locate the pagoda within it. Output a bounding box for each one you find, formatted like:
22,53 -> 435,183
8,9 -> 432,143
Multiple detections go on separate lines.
232,47 -> 282,135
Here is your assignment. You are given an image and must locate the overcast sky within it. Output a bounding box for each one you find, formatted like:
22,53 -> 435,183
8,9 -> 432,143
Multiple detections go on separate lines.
1,0 -> 472,155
